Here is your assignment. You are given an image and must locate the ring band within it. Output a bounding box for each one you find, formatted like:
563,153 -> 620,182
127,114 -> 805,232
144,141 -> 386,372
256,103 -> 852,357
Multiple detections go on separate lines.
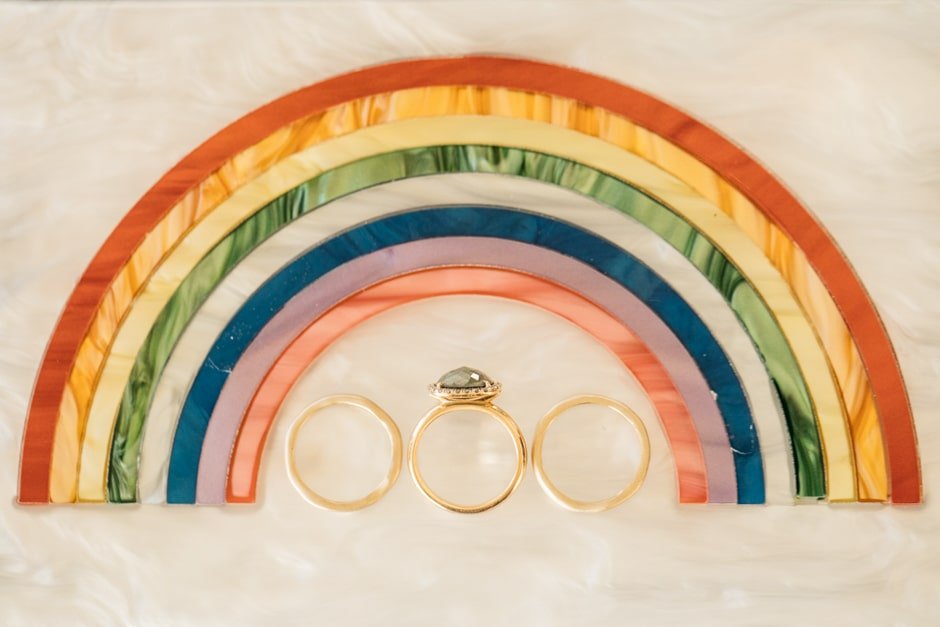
532,395 -> 650,512
285,394 -> 402,511
409,367 -> 527,514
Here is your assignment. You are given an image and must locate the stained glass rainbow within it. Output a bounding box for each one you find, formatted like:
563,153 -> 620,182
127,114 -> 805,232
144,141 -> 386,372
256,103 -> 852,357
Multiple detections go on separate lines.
17,56 -> 920,506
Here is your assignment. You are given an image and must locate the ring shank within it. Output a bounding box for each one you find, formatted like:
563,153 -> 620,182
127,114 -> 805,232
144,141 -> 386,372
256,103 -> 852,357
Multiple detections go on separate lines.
409,402 -> 527,514
285,395 -> 402,511
533,395 -> 651,512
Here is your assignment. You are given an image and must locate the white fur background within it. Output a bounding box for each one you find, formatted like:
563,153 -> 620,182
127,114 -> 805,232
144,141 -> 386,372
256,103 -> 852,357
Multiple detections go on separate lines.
1,2 -> 939,625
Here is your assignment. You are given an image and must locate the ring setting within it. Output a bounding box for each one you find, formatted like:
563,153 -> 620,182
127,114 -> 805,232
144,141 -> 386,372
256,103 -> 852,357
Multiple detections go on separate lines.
428,366 -> 503,403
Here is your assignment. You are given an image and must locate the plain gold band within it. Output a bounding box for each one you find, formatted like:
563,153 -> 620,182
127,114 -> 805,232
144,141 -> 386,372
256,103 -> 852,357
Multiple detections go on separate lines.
409,402 -> 527,514
285,394 -> 402,511
533,395 -> 650,512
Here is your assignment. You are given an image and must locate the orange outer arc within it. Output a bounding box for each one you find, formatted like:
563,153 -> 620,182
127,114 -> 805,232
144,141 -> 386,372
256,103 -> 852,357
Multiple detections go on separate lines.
226,267 -> 709,504
19,55 -> 918,504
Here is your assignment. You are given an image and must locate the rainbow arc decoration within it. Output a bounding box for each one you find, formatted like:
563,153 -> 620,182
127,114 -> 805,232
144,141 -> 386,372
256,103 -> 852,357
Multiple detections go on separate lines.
17,56 -> 920,506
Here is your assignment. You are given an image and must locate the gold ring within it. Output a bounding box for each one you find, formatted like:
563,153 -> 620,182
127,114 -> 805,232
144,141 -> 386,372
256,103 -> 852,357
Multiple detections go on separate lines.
532,395 -> 650,512
285,394 -> 402,511
409,367 -> 527,514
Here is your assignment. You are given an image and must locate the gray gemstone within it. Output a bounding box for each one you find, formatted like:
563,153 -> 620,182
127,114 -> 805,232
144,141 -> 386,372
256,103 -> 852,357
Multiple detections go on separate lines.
436,366 -> 492,389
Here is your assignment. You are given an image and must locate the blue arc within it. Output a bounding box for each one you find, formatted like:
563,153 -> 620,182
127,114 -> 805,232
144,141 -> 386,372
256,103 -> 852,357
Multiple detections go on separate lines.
167,206 -> 764,504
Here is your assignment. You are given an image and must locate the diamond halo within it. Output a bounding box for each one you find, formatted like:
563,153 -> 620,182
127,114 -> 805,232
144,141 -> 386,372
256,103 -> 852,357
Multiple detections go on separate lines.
428,366 -> 502,403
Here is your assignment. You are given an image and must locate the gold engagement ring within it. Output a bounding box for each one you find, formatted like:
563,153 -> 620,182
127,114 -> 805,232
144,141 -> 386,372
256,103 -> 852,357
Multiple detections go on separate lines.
409,367 -> 527,514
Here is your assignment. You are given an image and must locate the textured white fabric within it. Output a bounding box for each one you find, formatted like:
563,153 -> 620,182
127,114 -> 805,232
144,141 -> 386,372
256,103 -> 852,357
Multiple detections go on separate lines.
1,2 -> 938,625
